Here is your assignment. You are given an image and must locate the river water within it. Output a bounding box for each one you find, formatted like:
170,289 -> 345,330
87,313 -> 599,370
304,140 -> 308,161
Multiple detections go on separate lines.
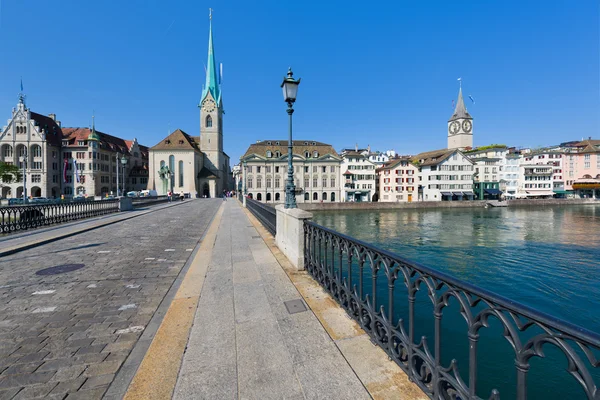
312,205 -> 600,399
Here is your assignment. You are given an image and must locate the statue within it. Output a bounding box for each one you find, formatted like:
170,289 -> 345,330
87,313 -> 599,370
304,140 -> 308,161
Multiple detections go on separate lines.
158,166 -> 171,195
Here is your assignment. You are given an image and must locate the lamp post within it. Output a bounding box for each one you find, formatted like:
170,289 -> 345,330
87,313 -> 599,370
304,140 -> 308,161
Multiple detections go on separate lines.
116,153 -> 120,197
120,155 -> 128,196
21,148 -> 27,203
243,161 -> 248,195
281,67 -> 301,209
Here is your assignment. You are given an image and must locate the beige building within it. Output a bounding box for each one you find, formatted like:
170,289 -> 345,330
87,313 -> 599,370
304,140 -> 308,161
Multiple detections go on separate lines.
376,157 -> 419,202
240,140 -> 342,203
147,17 -> 230,198
0,95 -> 149,199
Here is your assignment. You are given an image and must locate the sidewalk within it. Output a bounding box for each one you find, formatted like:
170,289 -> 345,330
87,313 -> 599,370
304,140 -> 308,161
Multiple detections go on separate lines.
173,201 -> 370,399
0,200 -> 185,257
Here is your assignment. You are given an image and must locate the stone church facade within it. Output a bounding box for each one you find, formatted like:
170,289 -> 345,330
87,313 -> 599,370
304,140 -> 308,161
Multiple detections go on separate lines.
148,17 -> 230,198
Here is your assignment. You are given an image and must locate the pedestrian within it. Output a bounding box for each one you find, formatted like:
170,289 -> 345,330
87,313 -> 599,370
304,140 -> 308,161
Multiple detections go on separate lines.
222,190 -> 227,201
167,190 -> 172,202
179,191 -> 184,201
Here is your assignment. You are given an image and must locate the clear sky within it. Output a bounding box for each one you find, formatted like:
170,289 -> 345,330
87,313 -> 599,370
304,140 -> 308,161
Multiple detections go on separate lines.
0,0 -> 598,163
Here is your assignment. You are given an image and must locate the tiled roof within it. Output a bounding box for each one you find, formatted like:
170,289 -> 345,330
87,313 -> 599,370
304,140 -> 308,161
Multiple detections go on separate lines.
150,129 -> 201,152
62,127 -> 132,153
242,140 -> 339,159
449,88 -> 472,121
30,112 -> 63,147
379,157 -> 414,170
412,149 -> 456,167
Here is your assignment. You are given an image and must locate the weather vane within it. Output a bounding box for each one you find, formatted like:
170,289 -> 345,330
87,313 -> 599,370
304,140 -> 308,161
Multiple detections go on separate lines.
209,8 -> 212,20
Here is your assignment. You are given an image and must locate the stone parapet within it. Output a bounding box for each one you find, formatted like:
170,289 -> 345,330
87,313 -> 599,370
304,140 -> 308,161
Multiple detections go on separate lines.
275,205 -> 312,270
119,197 -> 133,211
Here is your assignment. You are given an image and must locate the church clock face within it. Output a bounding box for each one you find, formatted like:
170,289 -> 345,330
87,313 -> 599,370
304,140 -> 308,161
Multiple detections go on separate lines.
462,120 -> 472,133
203,99 -> 216,113
449,121 -> 460,135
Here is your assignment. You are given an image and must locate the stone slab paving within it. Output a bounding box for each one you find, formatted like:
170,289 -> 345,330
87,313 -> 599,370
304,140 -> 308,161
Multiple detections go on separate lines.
174,201 -> 371,400
0,199 -> 221,399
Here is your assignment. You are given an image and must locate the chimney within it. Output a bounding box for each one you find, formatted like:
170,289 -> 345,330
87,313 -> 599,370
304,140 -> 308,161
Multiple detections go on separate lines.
49,113 -> 56,121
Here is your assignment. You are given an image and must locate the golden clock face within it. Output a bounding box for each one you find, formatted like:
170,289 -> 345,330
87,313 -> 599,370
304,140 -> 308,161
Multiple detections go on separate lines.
462,120 -> 472,132
203,99 -> 216,113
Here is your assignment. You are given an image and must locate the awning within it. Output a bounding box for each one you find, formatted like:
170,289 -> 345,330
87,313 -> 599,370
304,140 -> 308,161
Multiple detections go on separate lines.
484,188 -> 502,195
526,191 -> 554,196
462,191 -> 474,196
440,192 -> 452,196
553,190 -> 573,194
452,192 -> 463,196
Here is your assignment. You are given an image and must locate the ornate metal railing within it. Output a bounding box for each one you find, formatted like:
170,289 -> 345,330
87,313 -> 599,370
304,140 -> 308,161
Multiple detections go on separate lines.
0,200 -> 120,234
304,221 -> 600,399
246,197 -> 276,236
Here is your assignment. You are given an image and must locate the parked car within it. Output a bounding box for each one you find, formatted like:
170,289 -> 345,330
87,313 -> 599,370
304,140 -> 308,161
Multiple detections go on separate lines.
126,191 -> 139,198
31,197 -> 52,204
8,198 -> 24,205
139,190 -> 158,197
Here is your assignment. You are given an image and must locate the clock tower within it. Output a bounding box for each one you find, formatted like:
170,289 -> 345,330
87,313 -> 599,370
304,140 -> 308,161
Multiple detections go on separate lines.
199,13 -> 226,193
447,87 -> 473,150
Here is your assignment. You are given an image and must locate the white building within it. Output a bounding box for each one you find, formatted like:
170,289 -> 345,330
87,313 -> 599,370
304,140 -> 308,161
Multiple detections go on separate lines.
517,151 -> 563,198
240,140 -> 342,203
413,149 -> 474,201
339,150 -> 377,202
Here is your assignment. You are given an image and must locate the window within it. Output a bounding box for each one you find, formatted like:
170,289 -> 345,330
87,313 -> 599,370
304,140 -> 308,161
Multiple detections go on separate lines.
313,151 -> 319,158
76,152 -> 85,159
275,178 -> 280,188
257,166 -> 261,173
31,145 -> 42,158
266,178 -> 272,188
304,166 -> 309,173
267,151 -> 272,158
313,192 -> 318,200
247,166 -> 252,173
275,166 -> 279,173
275,151 -> 281,157
330,177 -> 335,187
330,166 -> 335,173
78,141 -> 85,146
32,175 -> 41,183
257,193 -> 262,201
2,145 -> 12,157
266,166 -> 271,173
304,178 -> 309,187
257,178 -> 262,188
32,162 -> 42,170
266,193 -> 271,201
179,160 -> 184,187
304,193 -> 309,201
305,151 -> 310,158
248,178 -> 253,188
323,192 -> 327,201
331,192 -> 335,202
322,177 -> 327,188
169,155 -> 175,174
313,177 -> 318,187
322,166 -> 326,173
206,115 -> 212,128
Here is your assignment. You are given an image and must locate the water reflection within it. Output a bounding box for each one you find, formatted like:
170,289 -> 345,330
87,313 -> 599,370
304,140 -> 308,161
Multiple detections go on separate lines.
313,205 -> 600,332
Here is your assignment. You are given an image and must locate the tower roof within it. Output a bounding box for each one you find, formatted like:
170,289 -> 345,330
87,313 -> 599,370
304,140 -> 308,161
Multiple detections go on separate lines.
449,87 -> 472,121
87,116 -> 101,142
200,17 -> 221,105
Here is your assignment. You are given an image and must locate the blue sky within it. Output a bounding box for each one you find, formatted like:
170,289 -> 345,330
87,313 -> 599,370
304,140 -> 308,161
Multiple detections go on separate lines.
0,0 -> 598,163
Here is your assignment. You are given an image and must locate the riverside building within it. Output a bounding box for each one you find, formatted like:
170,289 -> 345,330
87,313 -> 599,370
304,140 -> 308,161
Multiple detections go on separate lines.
339,150 -> 377,202
0,94 -> 149,199
376,157 -> 419,202
240,140 -> 342,203
413,149 -> 474,201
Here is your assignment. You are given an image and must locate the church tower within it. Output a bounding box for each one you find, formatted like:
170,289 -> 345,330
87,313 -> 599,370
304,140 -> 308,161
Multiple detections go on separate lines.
199,12 -> 224,180
447,86 -> 473,150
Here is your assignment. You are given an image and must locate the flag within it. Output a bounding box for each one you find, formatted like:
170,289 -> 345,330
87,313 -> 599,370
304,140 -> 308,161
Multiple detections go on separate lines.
73,159 -> 80,183
457,77 -> 462,82
219,63 -> 223,84
469,95 -> 475,104
63,158 -> 68,183
20,78 -> 23,92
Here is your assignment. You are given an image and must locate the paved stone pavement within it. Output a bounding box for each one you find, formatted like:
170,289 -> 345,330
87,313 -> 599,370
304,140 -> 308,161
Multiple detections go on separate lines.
173,201 -> 371,400
0,199 -> 221,399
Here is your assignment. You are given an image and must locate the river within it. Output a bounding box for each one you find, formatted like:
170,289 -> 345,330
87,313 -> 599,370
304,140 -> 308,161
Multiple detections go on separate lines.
312,204 -> 600,399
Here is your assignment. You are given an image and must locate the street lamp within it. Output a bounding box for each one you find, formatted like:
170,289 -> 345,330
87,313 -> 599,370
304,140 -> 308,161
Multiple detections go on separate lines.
243,160 -> 248,195
281,67 -> 301,209
120,155 -> 128,196
116,152 -> 120,197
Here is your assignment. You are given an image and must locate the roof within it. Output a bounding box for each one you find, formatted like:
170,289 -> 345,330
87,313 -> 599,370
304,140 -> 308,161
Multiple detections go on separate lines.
341,150 -> 365,158
62,127 -> 132,153
449,88 -> 472,121
242,140 -> 339,159
378,157 -> 415,170
150,129 -> 201,152
198,167 -> 218,179
200,20 -> 221,105
412,149 -> 460,167
29,112 -> 63,147
577,140 -> 600,154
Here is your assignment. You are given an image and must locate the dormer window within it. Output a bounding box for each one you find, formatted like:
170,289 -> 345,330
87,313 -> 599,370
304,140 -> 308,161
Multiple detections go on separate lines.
311,142 -> 316,145
78,141 -> 85,146
266,150 -> 272,158
165,140 -> 171,144
313,151 -> 318,158
275,141 -> 280,145
62,140 -> 69,146
267,141 -> 272,145
305,151 -> 310,158
304,141 -> 308,145
275,151 -> 281,157
178,140 -> 184,144
206,115 -> 213,128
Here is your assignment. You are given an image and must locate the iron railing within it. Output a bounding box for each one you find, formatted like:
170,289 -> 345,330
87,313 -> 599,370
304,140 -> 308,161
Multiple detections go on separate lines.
131,195 -> 169,207
0,200 -> 120,233
304,221 -> 600,399
246,197 -> 276,236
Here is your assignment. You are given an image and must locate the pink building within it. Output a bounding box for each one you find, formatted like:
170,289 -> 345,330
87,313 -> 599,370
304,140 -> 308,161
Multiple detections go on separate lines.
563,139 -> 600,197
376,157 -> 419,202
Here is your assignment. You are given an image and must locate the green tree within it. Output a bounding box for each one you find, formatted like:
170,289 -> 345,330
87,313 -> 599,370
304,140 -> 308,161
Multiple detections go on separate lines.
0,162 -> 22,184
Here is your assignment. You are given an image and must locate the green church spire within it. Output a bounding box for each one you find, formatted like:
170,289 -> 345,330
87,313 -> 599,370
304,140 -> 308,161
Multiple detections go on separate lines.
200,9 -> 220,105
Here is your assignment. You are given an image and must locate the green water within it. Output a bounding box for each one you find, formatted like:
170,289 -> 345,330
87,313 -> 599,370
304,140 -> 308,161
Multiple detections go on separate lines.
312,205 -> 600,399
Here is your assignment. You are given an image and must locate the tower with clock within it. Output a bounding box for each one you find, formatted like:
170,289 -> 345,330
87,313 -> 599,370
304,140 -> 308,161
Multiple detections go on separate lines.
447,86 -> 473,150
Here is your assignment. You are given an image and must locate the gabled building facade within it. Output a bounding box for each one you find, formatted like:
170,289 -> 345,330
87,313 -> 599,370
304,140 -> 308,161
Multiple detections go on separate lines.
376,157 -> 418,202
339,150 -> 376,202
413,149 -> 474,201
240,140 -> 342,203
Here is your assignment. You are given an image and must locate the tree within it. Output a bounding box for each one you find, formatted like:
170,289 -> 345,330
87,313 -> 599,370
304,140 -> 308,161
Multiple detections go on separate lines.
0,162 -> 22,184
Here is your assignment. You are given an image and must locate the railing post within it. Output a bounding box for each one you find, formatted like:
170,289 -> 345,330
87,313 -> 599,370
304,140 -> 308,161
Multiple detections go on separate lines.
275,204 -> 312,270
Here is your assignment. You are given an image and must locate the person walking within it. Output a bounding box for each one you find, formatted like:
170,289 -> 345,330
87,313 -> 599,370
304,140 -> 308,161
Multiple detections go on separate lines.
222,190 -> 227,201
179,191 -> 184,201
167,190 -> 172,202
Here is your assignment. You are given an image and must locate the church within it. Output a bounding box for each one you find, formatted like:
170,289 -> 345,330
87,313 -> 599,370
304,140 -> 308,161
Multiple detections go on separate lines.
147,15 -> 231,198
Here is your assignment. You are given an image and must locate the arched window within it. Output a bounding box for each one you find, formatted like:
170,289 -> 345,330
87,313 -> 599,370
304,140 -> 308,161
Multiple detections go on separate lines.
160,160 -> 165,169
169,155 -> 175,173
323,192 -> 327,201
266,193 -> 271,201
206,115 -> 213,128
2,145 -> 13,158
275,193 -> 280,201
331,192 -> 335,202
257,193 -> 262,201
266,151 -> 272,158
313,192 -> 318,200
31,145 -> 42,158
304,192 -> 309,200
275,151 -> 281,157
313,151 -> 318,158
179,160 -> 184,187
305,151 -> 310,158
